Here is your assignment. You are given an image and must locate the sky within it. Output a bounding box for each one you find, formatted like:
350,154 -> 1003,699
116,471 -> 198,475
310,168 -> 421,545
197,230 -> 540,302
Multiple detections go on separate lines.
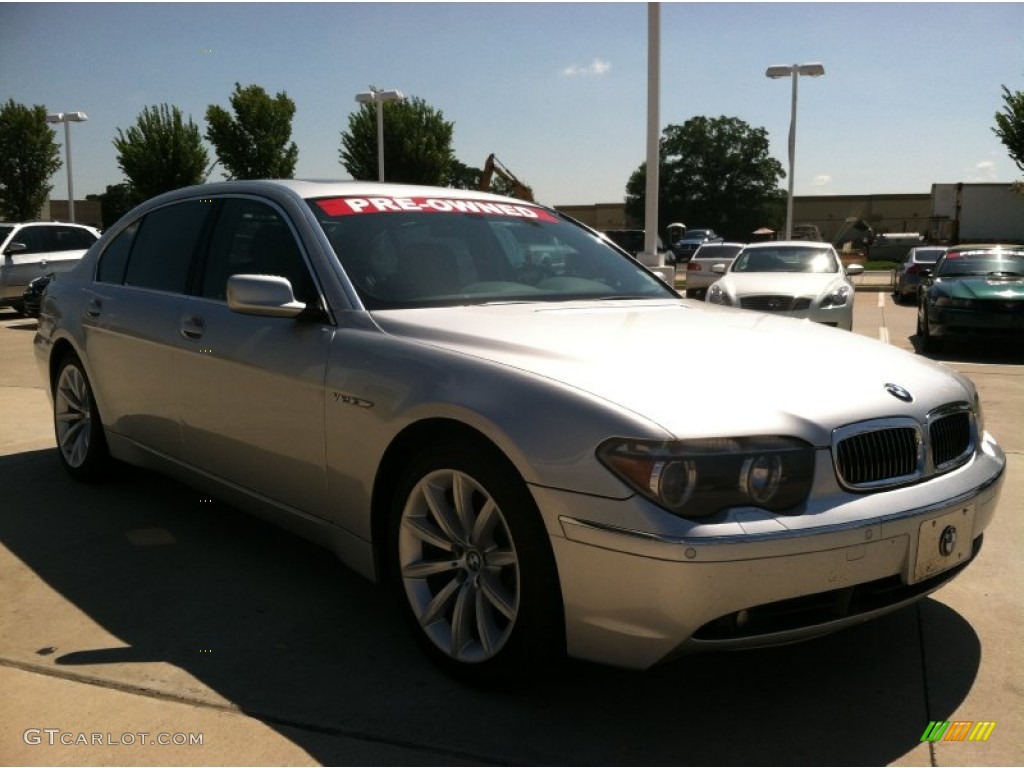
2,1 -> 1023,207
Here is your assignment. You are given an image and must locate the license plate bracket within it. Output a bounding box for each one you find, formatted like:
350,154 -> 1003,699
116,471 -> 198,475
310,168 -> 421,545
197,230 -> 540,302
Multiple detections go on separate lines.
912,504 -> 975,584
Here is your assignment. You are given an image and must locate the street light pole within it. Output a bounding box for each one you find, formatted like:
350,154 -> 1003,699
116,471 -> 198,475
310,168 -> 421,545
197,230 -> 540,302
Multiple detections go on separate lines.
354,88 -> 404,182
765,63 -> 824,240
45,111 -> 89,223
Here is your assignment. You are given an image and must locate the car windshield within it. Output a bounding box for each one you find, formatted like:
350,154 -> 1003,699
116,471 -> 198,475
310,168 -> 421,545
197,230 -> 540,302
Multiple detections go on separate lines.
308,196 -> 675,309
911,247 -> 945,263
731,246 -> 839,274
0,225 -> 13,243
936,251 -> 1024,277
694,244 -> 741,259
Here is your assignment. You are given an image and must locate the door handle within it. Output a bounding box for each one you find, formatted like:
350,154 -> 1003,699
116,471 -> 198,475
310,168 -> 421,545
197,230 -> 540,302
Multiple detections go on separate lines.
180,315 -> 205,340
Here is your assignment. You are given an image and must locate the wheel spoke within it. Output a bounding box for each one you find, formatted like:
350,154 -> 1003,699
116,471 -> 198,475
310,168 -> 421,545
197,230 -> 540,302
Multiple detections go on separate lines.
402,557 -> 458,579
452,473 -> 478,542
470,497 -> 498,545
450,581 -> 476,658
419,576 -> 460,627
479,570 -> 516,620
475,585 -> 499,656
423,478 -> 467,547
484,546 -> 517,568
402,515 -> 455,553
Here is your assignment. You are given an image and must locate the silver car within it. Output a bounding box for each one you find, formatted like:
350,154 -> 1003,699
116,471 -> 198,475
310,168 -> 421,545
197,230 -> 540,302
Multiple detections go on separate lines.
706,241 -> 865,330
35,181 -> 1005,682
683,241 -> 744,299
1,221 -> 100,313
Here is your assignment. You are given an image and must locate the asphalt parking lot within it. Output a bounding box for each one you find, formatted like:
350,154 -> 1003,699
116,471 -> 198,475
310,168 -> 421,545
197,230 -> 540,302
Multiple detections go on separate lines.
1,291 -> 1021,766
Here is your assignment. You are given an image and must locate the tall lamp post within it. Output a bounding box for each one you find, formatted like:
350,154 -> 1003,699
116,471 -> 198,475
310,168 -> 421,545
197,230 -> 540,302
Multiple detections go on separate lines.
765,63 -> 824,240
354,88 -> 404,182
45,111 -> 88,223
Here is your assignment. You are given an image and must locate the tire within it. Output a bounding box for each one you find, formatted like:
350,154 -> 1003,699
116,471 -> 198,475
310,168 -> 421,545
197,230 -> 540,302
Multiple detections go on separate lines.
53,353 -> 110,480
917,307 -> 943,354
389,441 -> 563,683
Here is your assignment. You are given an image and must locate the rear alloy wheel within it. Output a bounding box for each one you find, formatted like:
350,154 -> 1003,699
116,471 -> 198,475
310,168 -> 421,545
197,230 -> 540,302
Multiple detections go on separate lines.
54,354 -> 109,480
391,443 -> 561,682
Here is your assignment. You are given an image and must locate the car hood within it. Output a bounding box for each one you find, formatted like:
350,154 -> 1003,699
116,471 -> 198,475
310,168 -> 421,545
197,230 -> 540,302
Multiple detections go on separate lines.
719,272 -> 848,296
935,275 -> 1024,299
372,300 -> 970,445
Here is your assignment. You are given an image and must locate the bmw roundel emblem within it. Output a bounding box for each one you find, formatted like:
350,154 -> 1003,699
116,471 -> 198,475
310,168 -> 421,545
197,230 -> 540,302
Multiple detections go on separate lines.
885,383 -> 914,403
939,525 -> 958,557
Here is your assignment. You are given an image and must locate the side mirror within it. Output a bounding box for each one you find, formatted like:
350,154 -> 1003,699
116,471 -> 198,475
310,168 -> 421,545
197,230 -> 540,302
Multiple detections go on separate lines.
845,263 -> 865,276
227,274 -> 306,318
919,268 -> 933,278
712,263 -> 727,274
4,242 -> 27,257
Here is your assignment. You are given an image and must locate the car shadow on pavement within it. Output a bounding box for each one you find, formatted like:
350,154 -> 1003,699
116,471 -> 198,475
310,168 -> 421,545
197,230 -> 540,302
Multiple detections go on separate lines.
0,448 -> 982,766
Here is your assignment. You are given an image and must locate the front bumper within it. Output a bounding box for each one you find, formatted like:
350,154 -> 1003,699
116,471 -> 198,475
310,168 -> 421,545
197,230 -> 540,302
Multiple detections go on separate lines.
929,306 -> 1024,338
533,435 -> 1005,670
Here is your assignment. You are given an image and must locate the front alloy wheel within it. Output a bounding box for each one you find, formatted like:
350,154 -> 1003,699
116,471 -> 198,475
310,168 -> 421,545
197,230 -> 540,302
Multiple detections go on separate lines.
392,443 -> 562,682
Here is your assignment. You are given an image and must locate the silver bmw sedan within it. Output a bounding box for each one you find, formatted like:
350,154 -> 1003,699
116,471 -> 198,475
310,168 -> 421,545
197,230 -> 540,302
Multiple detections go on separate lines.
35,180 -> 1005,682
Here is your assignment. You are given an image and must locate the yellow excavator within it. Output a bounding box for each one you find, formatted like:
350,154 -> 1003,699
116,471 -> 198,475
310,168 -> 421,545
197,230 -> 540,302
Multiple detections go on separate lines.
478,154 -> 534,202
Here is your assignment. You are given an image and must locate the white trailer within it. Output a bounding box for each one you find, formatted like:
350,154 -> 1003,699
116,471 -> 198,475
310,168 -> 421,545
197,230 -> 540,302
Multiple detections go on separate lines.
930,183 -> 1024,243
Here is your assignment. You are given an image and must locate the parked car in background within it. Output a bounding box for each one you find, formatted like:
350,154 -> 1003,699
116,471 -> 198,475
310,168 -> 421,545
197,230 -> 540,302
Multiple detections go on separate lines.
21,273 -> 53,318
34,181 -> 1004,682
706,241 -> 864,330
683,241 -> 744,299
791,224 -> 823,241
916,243 -> 1024,353
671,228 -> 722,264
894,246 -> 946,304
601,229 -> 672,263
0,222 -> 100,314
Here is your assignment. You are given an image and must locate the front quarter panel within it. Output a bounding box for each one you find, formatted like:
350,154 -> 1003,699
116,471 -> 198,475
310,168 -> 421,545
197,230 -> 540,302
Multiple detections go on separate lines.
322,323 -> 672,543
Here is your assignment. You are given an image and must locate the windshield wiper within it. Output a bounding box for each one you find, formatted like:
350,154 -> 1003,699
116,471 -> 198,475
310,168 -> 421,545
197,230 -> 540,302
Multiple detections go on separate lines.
986,271 -> 1023,277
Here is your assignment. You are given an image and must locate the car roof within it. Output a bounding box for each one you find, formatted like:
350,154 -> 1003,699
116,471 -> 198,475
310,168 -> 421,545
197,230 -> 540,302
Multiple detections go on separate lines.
740,240 -> 833,249
153,179 -> 539,206
947,243 -> 1024,251
0,221 -> 96,227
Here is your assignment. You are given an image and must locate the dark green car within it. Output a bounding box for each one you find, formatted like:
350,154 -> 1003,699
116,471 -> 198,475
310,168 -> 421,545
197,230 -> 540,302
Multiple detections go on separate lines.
917,244 -> 1024,352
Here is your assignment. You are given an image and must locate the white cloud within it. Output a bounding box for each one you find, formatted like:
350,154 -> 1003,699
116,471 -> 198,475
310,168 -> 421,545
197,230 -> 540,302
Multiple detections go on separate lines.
562,58 -> 612,78
813,175 -> 832,187
966,160 -> 998,181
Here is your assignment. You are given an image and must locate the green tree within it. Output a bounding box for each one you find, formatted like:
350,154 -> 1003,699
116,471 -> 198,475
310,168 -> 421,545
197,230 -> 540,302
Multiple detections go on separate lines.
340,94 -> 454,185
205,83 -> 299,180
993,85 -> 1024,176
625,116 -> 786,240
114,104 -> 209,202
444,159 -> 482,190
86,183 -> 134,228
0,99 -> 63,221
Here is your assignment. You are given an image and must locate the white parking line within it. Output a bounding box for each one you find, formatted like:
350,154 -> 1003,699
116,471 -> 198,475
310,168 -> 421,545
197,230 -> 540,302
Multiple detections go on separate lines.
877,293 -> 885,308
879,325 -> 890,345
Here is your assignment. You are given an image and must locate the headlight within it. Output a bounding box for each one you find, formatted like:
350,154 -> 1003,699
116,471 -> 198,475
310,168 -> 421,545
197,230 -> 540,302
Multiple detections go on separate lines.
597,436 -> 815,518
934,296 -> 976,309
973,388 -> 986,438
707,283 -> 732,306
819,285 -> 851,308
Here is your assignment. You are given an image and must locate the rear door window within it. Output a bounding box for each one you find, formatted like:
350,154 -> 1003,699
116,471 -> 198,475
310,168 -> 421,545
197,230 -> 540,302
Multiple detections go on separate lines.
124,201 -> 212,294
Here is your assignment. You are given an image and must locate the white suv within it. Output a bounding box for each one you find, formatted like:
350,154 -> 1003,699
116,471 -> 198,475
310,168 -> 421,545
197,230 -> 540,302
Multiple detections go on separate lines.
0,222 -> 100,314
